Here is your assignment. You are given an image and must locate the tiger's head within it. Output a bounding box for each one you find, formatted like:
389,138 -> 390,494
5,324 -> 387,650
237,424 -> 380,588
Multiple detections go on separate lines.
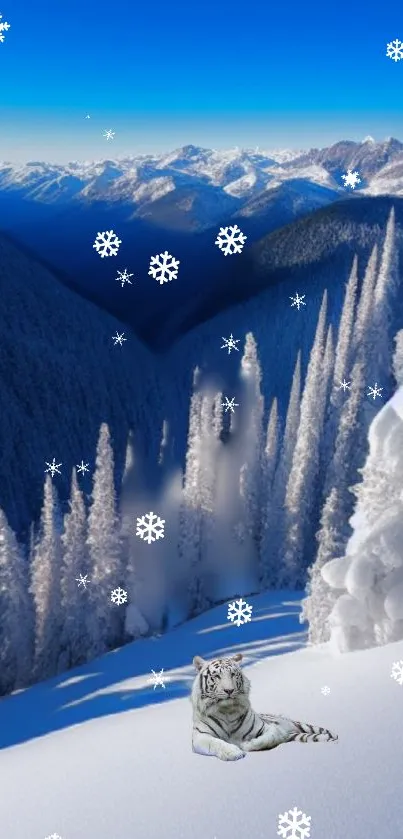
191,654 -> 251,713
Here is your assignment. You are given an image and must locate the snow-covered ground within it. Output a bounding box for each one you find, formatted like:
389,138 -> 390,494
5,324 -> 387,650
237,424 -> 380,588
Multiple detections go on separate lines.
0,590 -> 402,839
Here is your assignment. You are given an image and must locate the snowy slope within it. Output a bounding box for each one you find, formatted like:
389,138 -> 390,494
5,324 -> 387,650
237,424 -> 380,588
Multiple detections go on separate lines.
0,591 -> 401,839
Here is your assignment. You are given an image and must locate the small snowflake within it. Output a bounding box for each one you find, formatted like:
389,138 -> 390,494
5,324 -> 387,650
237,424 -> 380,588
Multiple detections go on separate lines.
215,224 -> 247,256
391,660 -> 403,685
112,331 -> 127,346
116,268 -> 134,287
111,587 -> 128,605
148,668 -> 166,689
93,229 -> 122,258
321,685 -> 331,696
221,334 -> 240,354
103,129 -> 115,140
45,458 -> 62,477
85,114 -> 91,119
290,293 -> 306,310
75,574 -> 90,589
277,806 -> 311,839
76,460 -> 90,475
341,170 -> 361,189
227,598 -> 253,627
337,378 -> 351,392
148,251 -> 180,284
136,511 -> 165,544
386,38 -> 403,61
367,382 -> 383,400
221,396 -> 239,414
0,13 -> 10,43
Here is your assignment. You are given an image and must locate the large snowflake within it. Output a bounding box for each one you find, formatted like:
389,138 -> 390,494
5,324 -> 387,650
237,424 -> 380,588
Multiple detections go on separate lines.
148,251 -> 180,284
341,170 -> 361,189
215,224 -> 247,256
93,229 -> 122,258
277,806 -> 311,839
386,39 -> 403,61
110,587 -> 128,605
391,660 -> 403,685
136,511 -> 165,544
0,13 -> 10,43
227,598 -> 253,627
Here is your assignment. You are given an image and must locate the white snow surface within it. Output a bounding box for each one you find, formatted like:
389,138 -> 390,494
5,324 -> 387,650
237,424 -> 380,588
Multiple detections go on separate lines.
0,590 -> 401,839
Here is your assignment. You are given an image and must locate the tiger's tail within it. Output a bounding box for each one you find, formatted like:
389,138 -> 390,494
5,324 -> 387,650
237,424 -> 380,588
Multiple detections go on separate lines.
261,713 -> 338,743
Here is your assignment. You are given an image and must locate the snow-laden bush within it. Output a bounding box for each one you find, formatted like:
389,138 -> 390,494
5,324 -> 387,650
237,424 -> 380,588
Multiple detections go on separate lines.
321,387 -> 403,652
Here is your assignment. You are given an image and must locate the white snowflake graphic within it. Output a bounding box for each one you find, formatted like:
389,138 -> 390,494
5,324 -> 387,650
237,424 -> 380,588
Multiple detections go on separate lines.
148,668 -> 166,689
386,38 -> 403,61
277,806 -> 311,839
391,660 -> 403,685
337,378 -> 351,392
76,460 -> 90,475
75,574 -> 90,589
148,251 -> 180,284
221,334 -> 240,354
0,13 -> 10,43
221,396 -> 239,414
116,268 -> 134,287
321,685 -> 331,696
45,458 -> 62,477
367,382 -> 383,400
103,129 -> 115,140
290,293 -> 306,310
93,229 -> 122,258
341,170 -> 361,189
136,511 -> 165,544
111,587 -> 128,605
215,224 -> 247,256
227,598 -> 253,627
112,331 -> 127,346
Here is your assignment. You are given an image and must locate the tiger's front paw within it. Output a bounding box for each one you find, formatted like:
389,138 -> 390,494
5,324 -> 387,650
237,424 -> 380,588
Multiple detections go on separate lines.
216,743 -> 246,761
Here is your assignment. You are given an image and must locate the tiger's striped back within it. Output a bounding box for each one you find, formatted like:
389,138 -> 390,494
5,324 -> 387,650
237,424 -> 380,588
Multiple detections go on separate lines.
260,713 -> 338,743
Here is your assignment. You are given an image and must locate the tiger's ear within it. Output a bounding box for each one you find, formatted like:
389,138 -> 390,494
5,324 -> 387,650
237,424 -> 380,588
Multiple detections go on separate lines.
193,655 -> 207,671
232,653 -> 243,663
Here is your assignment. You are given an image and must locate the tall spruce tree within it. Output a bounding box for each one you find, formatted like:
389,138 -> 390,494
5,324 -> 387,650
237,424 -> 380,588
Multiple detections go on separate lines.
0,508 -> 33,694
60,468 -> 89,669
86,423 -> 123,659
259,398 -> 281,588
30,474 -> 63,680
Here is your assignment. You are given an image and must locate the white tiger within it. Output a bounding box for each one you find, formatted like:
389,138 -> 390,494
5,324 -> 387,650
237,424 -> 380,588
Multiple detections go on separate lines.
192,653 -> 338,761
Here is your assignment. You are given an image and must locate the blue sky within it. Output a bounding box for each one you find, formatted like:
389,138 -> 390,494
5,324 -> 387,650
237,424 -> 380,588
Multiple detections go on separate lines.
1,0 -> 403,161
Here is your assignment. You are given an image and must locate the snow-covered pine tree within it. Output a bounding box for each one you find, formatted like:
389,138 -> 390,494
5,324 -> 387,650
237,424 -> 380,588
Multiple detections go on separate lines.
393,329 -> 403,387
86,423 -> 123,659
280,291 -> 329,588
178,368 -> 208,617
0,508 -> 33,694
30,474 -> 63,681
60,468 -> 89,669
239,333 -> 265,559
259,398 -> 280,588
269,352 -> 301,585
371,207 -> 399,385
351,244 -> 378,355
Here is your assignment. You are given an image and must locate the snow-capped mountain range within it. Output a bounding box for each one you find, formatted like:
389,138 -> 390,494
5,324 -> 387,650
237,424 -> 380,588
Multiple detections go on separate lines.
2,137 -> 403,231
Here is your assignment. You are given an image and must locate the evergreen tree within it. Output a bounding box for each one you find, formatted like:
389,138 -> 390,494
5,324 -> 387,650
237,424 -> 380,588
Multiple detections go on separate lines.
239,333 -> 265,556
60,468 -> 89,669
371,207 -> 399,384
259,398 -> 280,588
0,508 -> 33,694
280,291 -> 329,587
86,423 -> 123,659
351,244 -> 378,355
393,329 -> 403,387
178,369 -> 207,616
332,256 -> 358,391
30,474 -> 63,680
